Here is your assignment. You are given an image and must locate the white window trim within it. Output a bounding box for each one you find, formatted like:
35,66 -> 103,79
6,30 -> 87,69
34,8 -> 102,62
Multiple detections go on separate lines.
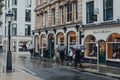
66,2 -> 72,23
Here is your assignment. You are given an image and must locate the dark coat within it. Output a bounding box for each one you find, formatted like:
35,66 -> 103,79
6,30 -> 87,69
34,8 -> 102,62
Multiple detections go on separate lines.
30,48 -> 33,53
43,49 -> 48,58
75,50 -> 81,62
59,51 -> 65,59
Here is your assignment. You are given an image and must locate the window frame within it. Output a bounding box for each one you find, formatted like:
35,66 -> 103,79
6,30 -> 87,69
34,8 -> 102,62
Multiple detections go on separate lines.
51,8 -> 56,25
40,13 -> 45,28
74,0 -> 78,21
86,1 -> 94,23
12,23 -> 17,36
45,12 -> 48,27
12,0 -> 17,5
25,24 -> 31,36
60,6 -> 64,24
12,8 -> 17,21
103,0 -> 113,21
25,0 -> 31,7
25,9 -> 31,22
66,2 -> 72,22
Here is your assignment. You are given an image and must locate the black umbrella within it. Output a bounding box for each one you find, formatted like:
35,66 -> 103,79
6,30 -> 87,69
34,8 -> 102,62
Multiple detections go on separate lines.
70,44 -> 85,50
57,46 -> 67,52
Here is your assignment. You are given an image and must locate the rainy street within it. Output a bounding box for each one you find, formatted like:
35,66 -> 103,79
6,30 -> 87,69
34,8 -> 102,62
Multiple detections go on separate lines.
2,53 -> 116,80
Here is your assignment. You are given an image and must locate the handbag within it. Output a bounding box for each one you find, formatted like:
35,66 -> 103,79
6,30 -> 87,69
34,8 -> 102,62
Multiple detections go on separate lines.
72,54 -> 75,59
41,53 -> 43,57
69,51 -> 73,56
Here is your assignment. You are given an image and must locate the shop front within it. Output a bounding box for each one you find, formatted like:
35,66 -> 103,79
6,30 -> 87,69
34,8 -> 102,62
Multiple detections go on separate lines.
41,34 -> 47,56
84,28 -> 120,67
56,32 -> 64,46
84,35 -> 97,64
67,31 -> 76,52
107,33 -> 120,66
34,35 -> 40,53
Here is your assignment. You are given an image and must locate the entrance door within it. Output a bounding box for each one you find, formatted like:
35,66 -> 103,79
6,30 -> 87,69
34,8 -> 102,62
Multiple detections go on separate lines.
98,40 -> 106,64
49,37 -> 54,59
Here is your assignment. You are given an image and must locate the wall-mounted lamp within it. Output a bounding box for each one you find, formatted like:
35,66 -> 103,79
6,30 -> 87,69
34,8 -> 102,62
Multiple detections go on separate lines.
32,31 -> 34,36
63,26 -> 67,33
75,24 -> 79,32
45,29 -> 48,34
53,27 -> 56,34
38,31 -> 41,35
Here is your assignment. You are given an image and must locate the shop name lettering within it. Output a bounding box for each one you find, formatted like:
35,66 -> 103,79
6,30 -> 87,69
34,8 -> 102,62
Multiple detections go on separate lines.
93,30 -> 111,34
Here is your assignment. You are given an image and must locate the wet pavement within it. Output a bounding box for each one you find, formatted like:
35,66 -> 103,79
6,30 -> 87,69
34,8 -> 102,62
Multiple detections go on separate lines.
0,52 -> 119,80
0,52 -> 40,80
14,52 -> 119,80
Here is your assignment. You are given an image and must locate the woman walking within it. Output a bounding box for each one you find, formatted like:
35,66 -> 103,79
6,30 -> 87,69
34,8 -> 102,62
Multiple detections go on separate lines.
74,49 -> 83,68
68,48 -> 73,66
59,50 -> 65,66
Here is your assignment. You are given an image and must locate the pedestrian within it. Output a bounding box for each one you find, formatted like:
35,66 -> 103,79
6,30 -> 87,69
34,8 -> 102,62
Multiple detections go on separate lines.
68,48 -> 73,66
74,49 -> 83,68
29,42 -> 34,58
59,50 -> 65,66
22,44 -> 27,51
43,48 -> 48,62
30,48 -> 33,56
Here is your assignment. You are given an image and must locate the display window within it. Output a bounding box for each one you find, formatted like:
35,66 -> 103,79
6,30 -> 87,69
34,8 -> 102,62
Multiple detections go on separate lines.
35,35 -> 39,52
85,35 -> 97,58
57,33 -> 64,46
107,33 -> 120,60
67,32 -> 76,51
41,35 -> 46,54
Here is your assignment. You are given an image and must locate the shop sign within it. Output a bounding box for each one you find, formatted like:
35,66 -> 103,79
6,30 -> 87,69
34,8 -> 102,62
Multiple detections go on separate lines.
93,30 -> 111,34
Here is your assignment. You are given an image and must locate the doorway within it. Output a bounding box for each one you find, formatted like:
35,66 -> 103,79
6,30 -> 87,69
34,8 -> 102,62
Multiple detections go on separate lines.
48,34 -> 55,59
98,40 -> 106,64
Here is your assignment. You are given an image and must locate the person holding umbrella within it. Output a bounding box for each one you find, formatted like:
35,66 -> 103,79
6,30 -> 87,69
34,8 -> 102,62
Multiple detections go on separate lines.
59,50 -> 65,66
73,44 -> 85,68
57,45 -> 67,66
68,48 -> 74,66
74,49 -> 83,68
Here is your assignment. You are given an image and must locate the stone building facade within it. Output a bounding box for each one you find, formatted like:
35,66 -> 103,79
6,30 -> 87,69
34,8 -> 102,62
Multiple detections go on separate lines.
33,0 -> 83,59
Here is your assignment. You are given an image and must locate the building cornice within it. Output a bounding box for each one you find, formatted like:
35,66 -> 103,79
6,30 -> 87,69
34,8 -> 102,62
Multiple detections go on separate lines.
32,21 -> 82,33
34,0 -> 75,12
83,20 -> 120,28
35,0 -> 59,11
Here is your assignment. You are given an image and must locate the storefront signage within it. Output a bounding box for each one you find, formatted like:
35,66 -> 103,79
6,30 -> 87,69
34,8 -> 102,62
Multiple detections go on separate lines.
93,30 -> 111,34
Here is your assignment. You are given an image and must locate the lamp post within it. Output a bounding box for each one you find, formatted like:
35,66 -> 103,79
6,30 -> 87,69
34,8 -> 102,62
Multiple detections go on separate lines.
75,24 -> 79,44
6,10 -> 13,72
79,24 -> 84,44
53,27 -> 56,34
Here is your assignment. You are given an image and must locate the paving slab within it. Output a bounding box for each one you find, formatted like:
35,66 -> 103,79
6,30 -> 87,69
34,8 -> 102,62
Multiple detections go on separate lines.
0,72 -> 40,80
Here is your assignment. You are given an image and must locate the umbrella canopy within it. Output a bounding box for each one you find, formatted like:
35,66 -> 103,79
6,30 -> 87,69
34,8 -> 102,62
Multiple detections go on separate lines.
70,44 -> 85,50
57,46 -> 67,52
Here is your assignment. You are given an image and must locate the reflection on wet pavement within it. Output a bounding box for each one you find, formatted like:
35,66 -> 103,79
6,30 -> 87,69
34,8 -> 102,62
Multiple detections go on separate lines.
50,76 -> 81,80
1,53 -> 117,80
